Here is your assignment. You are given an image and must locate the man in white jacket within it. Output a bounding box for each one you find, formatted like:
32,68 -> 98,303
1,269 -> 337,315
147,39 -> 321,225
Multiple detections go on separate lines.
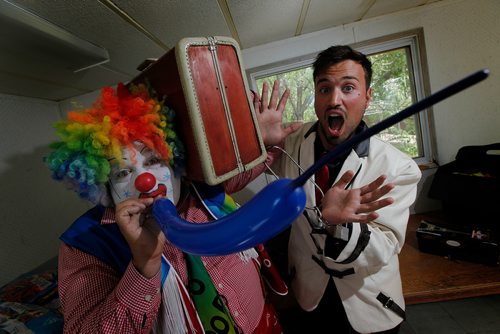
267,45 -> 422,333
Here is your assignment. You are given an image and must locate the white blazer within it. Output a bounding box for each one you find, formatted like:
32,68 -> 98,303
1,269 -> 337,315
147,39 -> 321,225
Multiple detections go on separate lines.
270,123 -> 421,333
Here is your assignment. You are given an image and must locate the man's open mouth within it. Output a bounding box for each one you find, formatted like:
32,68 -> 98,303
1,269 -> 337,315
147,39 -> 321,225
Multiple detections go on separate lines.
139,184 -> 167,199
328,114 -> 344,134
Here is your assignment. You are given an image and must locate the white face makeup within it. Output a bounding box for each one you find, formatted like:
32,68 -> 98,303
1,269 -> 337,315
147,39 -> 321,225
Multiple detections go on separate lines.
108,142 -> 181,205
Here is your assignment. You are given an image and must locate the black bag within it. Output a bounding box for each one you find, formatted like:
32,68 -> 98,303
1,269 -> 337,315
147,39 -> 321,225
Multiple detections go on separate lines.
428,143 -> 500,229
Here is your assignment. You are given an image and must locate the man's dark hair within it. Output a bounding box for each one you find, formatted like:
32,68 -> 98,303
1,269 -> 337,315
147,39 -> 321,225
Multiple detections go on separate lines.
313,45 -> 372,89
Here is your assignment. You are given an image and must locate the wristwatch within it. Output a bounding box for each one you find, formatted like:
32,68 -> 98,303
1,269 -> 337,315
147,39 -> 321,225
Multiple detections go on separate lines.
326,223 -> 349,241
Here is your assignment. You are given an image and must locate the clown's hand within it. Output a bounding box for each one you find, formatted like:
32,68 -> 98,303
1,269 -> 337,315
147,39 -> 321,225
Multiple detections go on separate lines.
321,171 -> 395,226
115,197 -> 165,278
254,80 -> 302,147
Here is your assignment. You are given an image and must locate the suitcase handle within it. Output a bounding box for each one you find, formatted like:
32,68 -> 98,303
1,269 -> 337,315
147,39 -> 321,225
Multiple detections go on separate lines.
456,143 -> 500,161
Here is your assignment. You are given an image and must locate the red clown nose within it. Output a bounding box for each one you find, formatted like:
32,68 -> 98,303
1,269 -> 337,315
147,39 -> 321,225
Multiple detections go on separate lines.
135,172 -> 157,193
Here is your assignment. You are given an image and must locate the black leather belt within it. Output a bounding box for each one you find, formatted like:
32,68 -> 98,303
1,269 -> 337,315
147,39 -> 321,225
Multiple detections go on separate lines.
376,292 -> 406,319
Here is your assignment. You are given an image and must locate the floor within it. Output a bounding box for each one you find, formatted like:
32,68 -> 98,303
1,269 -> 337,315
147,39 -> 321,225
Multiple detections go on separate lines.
400,294 -> 500,334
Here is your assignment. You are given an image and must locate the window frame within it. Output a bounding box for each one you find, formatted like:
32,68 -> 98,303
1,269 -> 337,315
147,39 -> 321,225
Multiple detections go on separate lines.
247,28 -> 436,165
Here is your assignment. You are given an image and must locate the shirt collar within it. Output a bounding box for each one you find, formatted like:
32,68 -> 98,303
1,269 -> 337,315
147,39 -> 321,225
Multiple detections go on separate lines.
101,207 -> 116,225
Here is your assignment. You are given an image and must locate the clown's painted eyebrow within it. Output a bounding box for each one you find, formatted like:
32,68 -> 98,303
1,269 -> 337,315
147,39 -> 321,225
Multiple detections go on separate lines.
107,145 -> 159,166
140,146 -> 156,156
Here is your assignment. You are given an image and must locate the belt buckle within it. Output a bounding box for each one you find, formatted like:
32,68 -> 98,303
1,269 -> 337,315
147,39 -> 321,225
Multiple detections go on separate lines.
383,297 -> 394,308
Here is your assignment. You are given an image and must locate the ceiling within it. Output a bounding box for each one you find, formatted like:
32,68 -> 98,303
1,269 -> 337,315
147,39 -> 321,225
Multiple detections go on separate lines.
0,0 -> 441,102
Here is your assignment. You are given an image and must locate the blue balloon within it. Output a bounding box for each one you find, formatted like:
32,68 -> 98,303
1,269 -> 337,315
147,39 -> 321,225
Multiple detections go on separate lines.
152,178 -> 306,256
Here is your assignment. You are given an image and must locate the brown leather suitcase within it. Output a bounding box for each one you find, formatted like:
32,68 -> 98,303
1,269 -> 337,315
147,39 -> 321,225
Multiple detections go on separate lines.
130,36 -> 266,185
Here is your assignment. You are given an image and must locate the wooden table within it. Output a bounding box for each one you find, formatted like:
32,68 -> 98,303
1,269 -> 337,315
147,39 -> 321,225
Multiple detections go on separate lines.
401,212 -> 500,304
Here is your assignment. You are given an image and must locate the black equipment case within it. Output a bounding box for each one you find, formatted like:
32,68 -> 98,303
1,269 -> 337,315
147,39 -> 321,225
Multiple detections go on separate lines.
419,143 -> 500,265
416,219 -> 498,265
428,143 -> 500,226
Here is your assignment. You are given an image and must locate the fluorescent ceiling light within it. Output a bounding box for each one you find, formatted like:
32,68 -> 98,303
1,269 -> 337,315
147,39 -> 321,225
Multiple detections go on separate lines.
0,0 -> 109,72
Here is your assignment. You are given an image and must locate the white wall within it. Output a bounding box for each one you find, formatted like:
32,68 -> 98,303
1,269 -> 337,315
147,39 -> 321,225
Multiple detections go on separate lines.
236,0 -> 500,211
0,94 -> 91,286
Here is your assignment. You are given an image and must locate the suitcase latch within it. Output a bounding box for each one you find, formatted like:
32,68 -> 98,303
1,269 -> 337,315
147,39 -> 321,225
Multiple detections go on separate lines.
208,36 -> 217,51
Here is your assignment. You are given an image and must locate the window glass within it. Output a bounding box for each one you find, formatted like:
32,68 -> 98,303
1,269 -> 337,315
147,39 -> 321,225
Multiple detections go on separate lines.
256,67 -> 315,123
366,47 -> 422,158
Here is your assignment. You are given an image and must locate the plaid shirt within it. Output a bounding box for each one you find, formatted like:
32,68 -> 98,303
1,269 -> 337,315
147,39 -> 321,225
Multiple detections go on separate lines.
59,189 -> 266,333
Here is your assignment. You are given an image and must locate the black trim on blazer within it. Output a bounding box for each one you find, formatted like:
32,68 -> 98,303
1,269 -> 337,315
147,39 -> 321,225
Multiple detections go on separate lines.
377,292 -> 406,319
311,255 -> 355,278
338,223 -> 371,264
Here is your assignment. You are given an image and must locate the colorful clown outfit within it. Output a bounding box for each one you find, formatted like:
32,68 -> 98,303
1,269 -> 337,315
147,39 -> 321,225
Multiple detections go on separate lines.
48,84 -> 284,333
58,173 -> 280,333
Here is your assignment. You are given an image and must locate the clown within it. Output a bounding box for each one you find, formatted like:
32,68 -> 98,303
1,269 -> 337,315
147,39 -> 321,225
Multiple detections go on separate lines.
46,83 -> 184,206
46,82 -> 290,333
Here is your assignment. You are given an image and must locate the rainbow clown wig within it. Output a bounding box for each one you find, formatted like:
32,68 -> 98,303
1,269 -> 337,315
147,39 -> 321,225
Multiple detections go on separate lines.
45,82 -> 185,206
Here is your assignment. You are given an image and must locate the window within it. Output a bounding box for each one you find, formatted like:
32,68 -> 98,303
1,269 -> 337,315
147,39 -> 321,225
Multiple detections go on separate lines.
248,29 -> 434,164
